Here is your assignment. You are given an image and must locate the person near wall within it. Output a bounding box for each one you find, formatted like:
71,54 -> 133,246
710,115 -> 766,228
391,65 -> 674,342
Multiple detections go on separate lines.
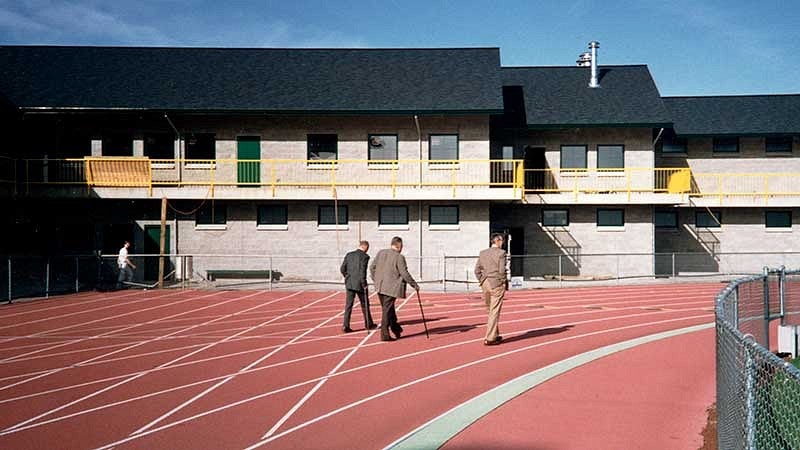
370,236 -> 419,342
340,240 -> 377,332
116,240 -> 136,289
474,233 -> 508,346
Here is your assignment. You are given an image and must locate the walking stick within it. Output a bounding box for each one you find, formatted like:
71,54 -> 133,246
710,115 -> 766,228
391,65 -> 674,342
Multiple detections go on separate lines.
415,290 -> 429,339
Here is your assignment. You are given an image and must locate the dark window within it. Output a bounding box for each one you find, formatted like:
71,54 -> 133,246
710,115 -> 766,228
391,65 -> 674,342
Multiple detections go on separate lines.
258,205 -> 288,225
308,134 -> 338,160
429,206 -> 459,225
655,211 -> 678,229
766,137 -> 793,153
368,134 -> 398,161
102,133 -> 133,156
713,137 -> 739,153
379,205 -> 409,225
560,145 -> 587,169
658,129 -> 688,154
196,203 -> 226,225
186,133 -> 216,160
766,211 -> 792,228
696,210 -> 722,228
318,205 -> 348,225
60,131 -> 92,157
597,145 -> 624,169
542,209 -> 569,226
429,135 -> 459,161
144,133 -> 175,160
597,208 -> 624,227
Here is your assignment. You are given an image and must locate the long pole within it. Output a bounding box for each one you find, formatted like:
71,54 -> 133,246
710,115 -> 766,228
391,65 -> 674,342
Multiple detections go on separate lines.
158,196 -> 167,289
415,290 -> 429,339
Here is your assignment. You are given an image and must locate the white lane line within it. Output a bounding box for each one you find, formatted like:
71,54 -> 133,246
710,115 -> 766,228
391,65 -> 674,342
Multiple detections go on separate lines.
0,308 -> 700,436
262,292 -> 388,439
0,290 -> 298,392
130,291 -> 343,435
95,313 -> 712,450
0,290 -> 141,319
0,289 -> 299,433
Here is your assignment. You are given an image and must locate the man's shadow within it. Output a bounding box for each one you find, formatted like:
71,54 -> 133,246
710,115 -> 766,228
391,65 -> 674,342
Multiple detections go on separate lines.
400,317 -> 444,326
502,325 -> 574,344
402,322 -> 479,338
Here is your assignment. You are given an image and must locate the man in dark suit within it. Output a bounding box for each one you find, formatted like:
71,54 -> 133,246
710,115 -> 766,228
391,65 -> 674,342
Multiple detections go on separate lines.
340,240 -> 376,333
370,236 -> 419,341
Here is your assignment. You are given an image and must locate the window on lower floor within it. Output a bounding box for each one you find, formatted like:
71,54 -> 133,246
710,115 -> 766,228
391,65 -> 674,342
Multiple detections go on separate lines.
308,134 -> 338,161
713,137 -> 739,153
765,137 -> 793,153
429,205 -> 459,225
597,145 -> 624,169
429,134 -> 459,161
186,133 -> 216,160
144,133 -> 175,160
560,145 -> 587,169
258,205 -> 288,225
368,134 -> 398,161
766,211 -> 792,228
196,203 -> 227,225
655,210 -> 678,229
318,205 -> 348,225
597,208 -> 624,227
379,205 -> 409,225
695,210 -> 722,228
542,209 -> 569,227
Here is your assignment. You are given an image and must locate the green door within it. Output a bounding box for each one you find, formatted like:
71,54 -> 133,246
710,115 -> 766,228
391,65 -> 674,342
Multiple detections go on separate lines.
237,136 -> 261,186
144,225 -> 171,281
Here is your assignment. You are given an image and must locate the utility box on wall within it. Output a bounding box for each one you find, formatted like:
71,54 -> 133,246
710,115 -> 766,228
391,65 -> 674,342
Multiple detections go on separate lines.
778,325 -> 799,358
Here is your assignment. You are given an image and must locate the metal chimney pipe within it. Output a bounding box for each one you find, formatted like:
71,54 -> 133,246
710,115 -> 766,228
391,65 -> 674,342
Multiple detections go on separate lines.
588,41 -> 600,88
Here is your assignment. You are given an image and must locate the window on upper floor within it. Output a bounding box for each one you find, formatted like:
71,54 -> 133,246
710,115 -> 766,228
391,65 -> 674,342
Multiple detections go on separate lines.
102,133 -> 133,156
695,210 -> 722,228
307,134 -> 338,161
765,211 -> 792,228
185,133 -> 216,161
318,205 -> 348,225
765,136 -> 793,153
60,131 -> 92,157
560,145 -> 587,169
597,145 -> 624,169
712,137 -> 739,153
379,205 -> 409,225
368,134 -> 398,161
597,208 -> 624,227
542,209 -> 569,227
196,203 -> 226,225
655,210 -> 678,229
144,133 -> 175,160
658,129 -> 688,154
258,205 -> 288,226
429,135 -> 459,161
429,205 -> 459,225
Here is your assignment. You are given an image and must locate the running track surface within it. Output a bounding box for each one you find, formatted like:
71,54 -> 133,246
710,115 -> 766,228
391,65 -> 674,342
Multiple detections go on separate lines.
0,283 -> 722,449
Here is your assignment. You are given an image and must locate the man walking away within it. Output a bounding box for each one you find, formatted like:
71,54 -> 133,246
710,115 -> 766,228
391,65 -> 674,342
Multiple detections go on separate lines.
370,236 -> 419,342
117,240 -> 137,290
475,233 -> 507,346
340,240 -> 376,333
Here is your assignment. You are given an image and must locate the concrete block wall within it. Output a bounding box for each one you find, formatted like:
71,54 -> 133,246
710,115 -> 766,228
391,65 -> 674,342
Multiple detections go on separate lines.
176,199 -> 490,284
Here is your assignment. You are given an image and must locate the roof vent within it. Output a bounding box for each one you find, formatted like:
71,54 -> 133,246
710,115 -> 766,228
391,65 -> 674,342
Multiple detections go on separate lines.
576,41 -> 600,88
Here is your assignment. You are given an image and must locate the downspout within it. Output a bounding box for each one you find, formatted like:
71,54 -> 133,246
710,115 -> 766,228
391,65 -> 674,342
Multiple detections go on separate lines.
164,113 -> 181,181
415,115 -> 422,187
164,113 -> 181,265
414,115 -> 423,278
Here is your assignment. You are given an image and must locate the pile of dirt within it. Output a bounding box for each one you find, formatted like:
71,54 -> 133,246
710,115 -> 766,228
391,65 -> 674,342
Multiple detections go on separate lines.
699,403 -> 717,450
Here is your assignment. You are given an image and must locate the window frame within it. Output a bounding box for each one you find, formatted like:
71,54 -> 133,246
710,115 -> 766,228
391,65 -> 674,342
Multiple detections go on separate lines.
428,134 -> 459,162
695,210 -> 722,228
185,132 -> 216,162
429,205 -> 459,226
367,134 -> 399,162
379,205 -> 409,226
257,204 -> 289,226
655,210 -> 679,229
560,145 -> 588,170
307,134 -> 339,162
765,211 -> 792,229
597,144 -> 625,170
195,203 -> 227,228
542,209 -> 570,227
596,208 -> 625,227
712,137 -> 739,154
317,205 -> 348,226
765,136 -> 793,153
144,132 -> 176,161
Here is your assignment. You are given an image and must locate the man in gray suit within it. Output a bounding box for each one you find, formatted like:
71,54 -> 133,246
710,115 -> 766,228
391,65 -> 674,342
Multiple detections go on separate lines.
370,236 -> 419,341
340,240 -> 376,333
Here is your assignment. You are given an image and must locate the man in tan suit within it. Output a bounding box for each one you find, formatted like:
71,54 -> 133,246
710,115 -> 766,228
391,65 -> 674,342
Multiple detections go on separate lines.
370,236 -> 419,342
475,233 -> 507,345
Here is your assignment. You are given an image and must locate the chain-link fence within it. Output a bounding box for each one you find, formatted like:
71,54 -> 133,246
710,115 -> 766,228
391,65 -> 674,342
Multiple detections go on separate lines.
716,267 -> 800,449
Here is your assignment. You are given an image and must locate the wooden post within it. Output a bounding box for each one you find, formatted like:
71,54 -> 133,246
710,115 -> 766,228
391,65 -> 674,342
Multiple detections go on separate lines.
158,196 -> 167,289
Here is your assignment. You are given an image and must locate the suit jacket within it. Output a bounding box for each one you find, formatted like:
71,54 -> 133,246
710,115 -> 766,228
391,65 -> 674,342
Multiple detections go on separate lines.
340,249 -> 370,291
370,248 -> 419,299
475,246 -> 507,289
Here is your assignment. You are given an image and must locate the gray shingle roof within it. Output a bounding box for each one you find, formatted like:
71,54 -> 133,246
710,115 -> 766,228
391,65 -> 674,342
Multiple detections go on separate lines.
0,46 -> 503,113
663,95 -> 800,136
502,65 -> 671,127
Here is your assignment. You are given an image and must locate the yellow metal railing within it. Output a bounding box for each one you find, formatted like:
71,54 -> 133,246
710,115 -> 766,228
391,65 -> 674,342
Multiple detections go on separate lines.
521,168 -> 693,201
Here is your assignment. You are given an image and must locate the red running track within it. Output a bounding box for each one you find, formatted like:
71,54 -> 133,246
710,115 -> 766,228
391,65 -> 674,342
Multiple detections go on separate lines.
0,283 -> 722,449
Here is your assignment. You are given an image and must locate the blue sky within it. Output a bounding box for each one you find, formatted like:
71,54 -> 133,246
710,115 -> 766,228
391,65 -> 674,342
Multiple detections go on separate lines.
1,0 -> 798,96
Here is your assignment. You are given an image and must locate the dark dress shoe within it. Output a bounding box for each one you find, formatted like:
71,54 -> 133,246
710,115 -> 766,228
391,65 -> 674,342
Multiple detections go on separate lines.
367,323 -> 378,330
381,336 -> 396,342
342,327 -> 354,333
392,329 -> 402,339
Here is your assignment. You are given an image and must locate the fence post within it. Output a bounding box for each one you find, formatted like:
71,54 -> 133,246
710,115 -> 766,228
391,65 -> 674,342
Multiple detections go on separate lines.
268,256 -> 273,292
441,254 -> 446,293
558,255 -> 563,289
75,256 -> 80,293
7,257 -> 11,304
779,265 -> 786,321
763,267 -> 770,349
671,253 -> 676,278
616,254 -> 621,284
46,257 -> 50,299
744,345 -> 757,450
